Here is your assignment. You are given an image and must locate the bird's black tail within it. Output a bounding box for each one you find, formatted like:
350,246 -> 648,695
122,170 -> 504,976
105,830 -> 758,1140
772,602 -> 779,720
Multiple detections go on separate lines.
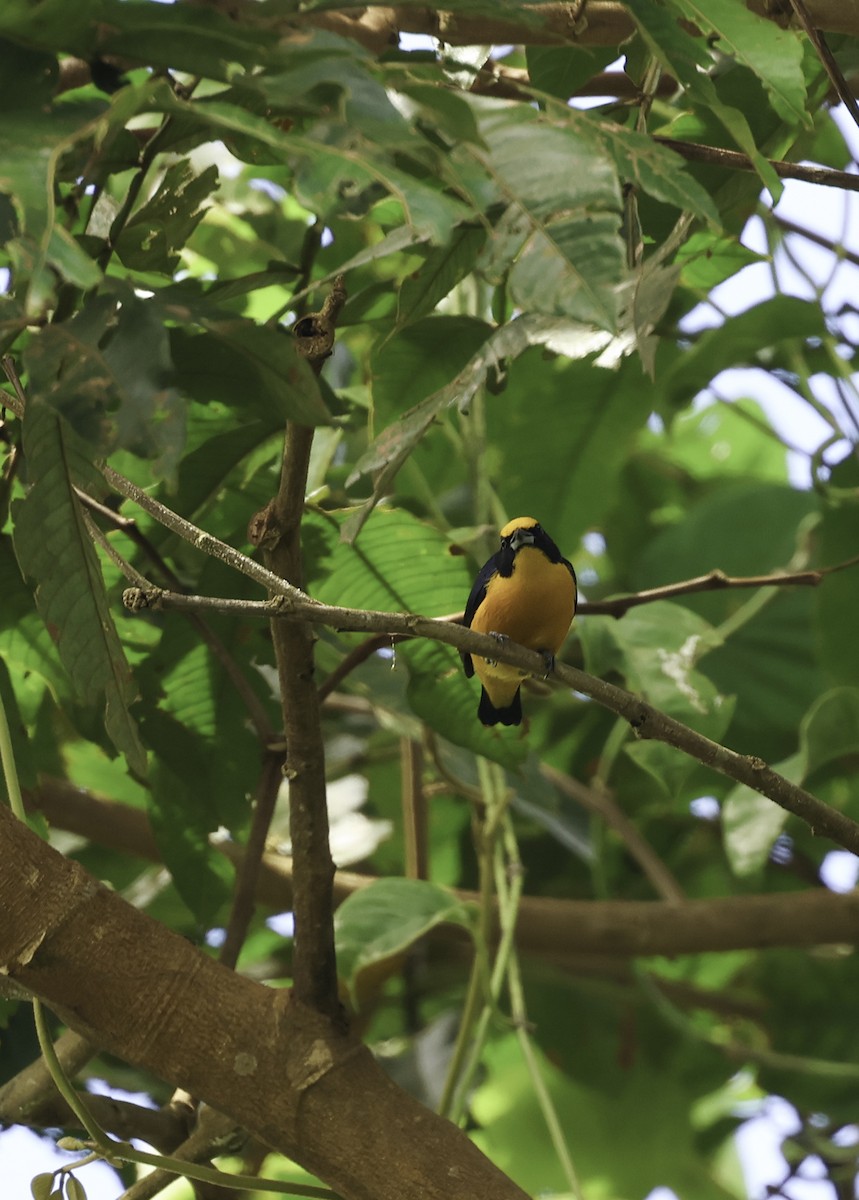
478,687 -> 522,727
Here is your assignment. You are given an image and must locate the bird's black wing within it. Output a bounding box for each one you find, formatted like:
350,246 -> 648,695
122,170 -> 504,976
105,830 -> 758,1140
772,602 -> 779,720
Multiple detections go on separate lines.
461,552 -> 500,677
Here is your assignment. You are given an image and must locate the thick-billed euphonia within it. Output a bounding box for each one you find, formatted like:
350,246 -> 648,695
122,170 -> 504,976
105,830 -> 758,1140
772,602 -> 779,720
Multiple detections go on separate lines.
461,517 -> 577,726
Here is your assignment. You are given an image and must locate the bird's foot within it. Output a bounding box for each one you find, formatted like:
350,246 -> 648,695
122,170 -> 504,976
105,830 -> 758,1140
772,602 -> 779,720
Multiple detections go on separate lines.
485,630 -> 509,666
540,651 -> 556,679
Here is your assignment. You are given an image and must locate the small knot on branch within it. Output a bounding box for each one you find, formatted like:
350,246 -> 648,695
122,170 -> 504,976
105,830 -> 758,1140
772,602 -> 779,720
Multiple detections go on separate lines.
123,585 -> 164,611
293,276 -> 347,367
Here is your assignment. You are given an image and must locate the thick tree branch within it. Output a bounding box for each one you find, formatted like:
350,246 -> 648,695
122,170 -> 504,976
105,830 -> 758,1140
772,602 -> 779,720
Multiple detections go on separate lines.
296,1 -> 859,49
26,781 -> 859,958
121,585 -> 859,858
0,804 -> 529,1200
0,1029 -> 96,1123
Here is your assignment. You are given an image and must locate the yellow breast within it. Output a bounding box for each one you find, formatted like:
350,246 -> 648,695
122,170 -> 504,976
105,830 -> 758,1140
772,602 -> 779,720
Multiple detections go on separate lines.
471,546 -> 575,656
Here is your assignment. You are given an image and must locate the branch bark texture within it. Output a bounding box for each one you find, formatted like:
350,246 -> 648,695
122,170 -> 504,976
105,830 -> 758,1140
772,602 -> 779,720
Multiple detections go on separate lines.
0,804 -> 529,1200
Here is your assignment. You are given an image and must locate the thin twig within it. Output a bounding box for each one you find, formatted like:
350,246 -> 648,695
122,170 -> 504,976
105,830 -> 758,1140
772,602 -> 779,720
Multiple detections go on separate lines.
654,137 -> 859,192
219,752 -> 284,972
541,766 -> 685,902
786,0 -> 859,131
581,557 -> 859,617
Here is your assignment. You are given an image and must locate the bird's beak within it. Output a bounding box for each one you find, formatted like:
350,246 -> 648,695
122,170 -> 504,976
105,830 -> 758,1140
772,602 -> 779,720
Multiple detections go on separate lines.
509,528 -> 536,551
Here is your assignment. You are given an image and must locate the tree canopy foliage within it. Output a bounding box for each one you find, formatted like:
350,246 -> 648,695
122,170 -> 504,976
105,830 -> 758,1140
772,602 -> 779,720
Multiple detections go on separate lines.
2,2 -> 859,1198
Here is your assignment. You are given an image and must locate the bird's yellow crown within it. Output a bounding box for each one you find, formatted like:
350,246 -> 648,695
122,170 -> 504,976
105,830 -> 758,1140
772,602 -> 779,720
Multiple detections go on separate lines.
500,516 -> 539,538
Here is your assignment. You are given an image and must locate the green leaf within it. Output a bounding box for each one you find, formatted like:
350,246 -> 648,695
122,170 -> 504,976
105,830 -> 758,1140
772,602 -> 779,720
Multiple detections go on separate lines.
526,44 -> 618,100
643,398 -> 788,484
23,288 -> 184,475
352,313 -> 619,490
170,321 -> 331,426
588,117 -> 720,227
29,1174 -> 55,1200
801,687 -> 859,780
65,1176 -> 88,1200
395,226 -> 487,329
0,657 -> 38,791
145,725 -> 234,925
334,878 -> 475,1003
405,639 -> 530,770
815,455 -> 859,687
98,0 -> 276,78
659,296 -> 828,414
721,750 -> 804,875
305,507 -> 470,618
486,351 -> 654,547
675,230 -> 765,290
634,482 -> 821,761
0,536 -> 71,709
460,103 -> 624,329
12,402 -> 146,774
0,40 -> 105,309
114,162 -> 220,275
0,0 -> 100,55
630,0 -> 783,198
666,0 -> 809,128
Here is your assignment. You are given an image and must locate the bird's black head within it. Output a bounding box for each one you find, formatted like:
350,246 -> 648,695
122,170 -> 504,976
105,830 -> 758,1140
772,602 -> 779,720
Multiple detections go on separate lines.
496,516 -> 566,574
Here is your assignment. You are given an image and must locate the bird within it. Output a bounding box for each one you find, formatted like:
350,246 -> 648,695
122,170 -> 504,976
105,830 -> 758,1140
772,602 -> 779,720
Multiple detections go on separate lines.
461,517 -> 577,726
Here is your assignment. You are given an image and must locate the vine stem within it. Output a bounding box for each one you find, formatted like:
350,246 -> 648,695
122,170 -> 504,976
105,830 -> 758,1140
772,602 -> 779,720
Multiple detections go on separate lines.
498,815 -> 583,1200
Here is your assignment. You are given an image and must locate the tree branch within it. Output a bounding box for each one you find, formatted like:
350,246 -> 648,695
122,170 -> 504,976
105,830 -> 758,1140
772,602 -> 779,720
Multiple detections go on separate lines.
654,137 -> 859,192
0,803 -> 530,1200
24,781 -> 859,959
580,556 -> 859,617
121,584 -> 859,858
786,0 -> 859,130
248,278 -> 348,1021
295,1 -> 859,48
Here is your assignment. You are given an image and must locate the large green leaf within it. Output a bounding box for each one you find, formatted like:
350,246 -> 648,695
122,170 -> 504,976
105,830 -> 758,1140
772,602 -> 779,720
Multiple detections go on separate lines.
305,507 -> 469,618
486,351 -> 654,547
23,287 -> 184,475
141,709 -> 234,925
666,0 -> 808,128
353,314 -> 620,491
456,102 -> 625,330
0,40 -> 103,309
815,456 -> 859,687
170,320 -> 331,426
659,296 -> 828,414
115,162 -> 220,275
634,482 -> 821,760
586,116 -> 719,228
630,0 -> 782,197
13,402 -> 146,774
334,878 -> 475,1004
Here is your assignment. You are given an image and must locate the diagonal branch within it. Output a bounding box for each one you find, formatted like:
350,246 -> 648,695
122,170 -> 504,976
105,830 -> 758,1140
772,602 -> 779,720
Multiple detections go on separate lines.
121,583 -> 859,859
786,0 -> 859,131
